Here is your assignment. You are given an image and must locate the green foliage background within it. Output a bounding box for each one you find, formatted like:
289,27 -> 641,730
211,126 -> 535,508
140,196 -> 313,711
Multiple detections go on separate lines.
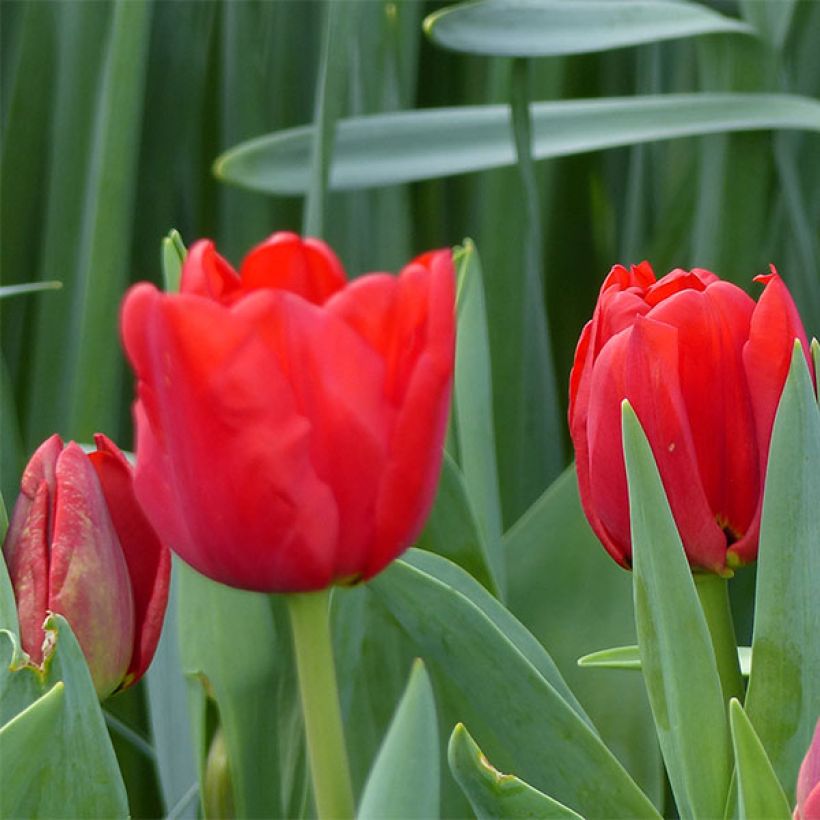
1,1 -> 818,817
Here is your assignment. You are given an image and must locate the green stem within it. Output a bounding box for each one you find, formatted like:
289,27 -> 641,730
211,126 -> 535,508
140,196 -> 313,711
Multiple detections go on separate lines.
286,589 -> 354,819
694,573 -> 744,705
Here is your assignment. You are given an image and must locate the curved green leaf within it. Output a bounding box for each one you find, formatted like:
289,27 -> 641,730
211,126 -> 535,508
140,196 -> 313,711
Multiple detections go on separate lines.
448,723 -> 582,819
215,94 -> 820,194
744,343 -> 820,800
0,682 -> 66,816
424,0 -> 752,58
729,699 -> 791,820
358,660 -> 439,819
622,402 -> 732,820
0,616 -> 129,818
369,550 -> 659,818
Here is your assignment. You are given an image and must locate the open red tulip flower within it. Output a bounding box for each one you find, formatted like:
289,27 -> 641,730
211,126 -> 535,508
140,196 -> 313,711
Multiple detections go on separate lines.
2,434 -> 170,699
121,232 -> 455,593
569,262 -> 812,574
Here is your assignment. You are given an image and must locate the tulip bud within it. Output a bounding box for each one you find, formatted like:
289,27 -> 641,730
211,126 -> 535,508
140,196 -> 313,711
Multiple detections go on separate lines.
795,720 -> 820,820
569,263 -> 812,573
120,232 -> 455,593
2,434 -> 170,698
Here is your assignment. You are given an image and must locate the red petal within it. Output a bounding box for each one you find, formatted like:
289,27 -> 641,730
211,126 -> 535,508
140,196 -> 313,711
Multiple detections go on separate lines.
239,232 -> 346,306
3,479 -> 51,664
180,240 -> 242,304
647,281 -> 758,541
89,434 -> 170,688
122,283 -> 338,592
48,443 -> 134,698
623,317 -> 727,571
243,290 -> 392,581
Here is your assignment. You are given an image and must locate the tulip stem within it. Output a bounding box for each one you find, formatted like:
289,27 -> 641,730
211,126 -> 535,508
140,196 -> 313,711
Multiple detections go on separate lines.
694,573 -> 744,705
286,588 -> 354,819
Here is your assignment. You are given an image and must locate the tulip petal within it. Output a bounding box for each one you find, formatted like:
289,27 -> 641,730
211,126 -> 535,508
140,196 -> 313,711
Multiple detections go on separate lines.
180,240 -> 242,304
797,720 -> 820,819
122,284 -> 339,592
3,479 -> 51,664
239,231 -> 346,306
89,434 -> 170,688
648,282 -> 758,541
48,443 -> 135,698
624,317 -> 728,571
240,289 -> 392,581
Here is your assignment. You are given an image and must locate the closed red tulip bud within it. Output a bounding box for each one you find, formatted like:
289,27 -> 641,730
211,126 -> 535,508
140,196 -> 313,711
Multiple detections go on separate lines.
569,263 -> 812,573
795,720 -> 820,820
120,232 -> 455,593
2,434 -> 171,698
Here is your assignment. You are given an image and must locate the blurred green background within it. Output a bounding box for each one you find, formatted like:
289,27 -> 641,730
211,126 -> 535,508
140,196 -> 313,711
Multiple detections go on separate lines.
1,0 -> 818,817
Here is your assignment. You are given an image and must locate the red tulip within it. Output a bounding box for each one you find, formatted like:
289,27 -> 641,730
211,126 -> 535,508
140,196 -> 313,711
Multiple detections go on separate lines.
2,434 -> 170,698
120,232 -> 455,593
569,262 -> 811,573
795,719 -> 820,820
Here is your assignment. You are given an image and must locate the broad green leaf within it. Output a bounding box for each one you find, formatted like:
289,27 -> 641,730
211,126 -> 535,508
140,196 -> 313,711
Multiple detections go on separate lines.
504,464 -> 664,806
739,0 -> 796,51
145,560 -> 198,817
0,682 -> 65,815
0,281 -> 61,299
424,0 -> 752,58
177,560 -> 281,818
452,241 -> 505,596
370,550 -> 659,818
0,616 -> 128,817
622,402 -> 732,820
214,94 -> 820,194
417,452 -> 499,596
578,645 -> 752,676
729,699 -> 791,820
405,549 -> 589,725
358,660 -> 440,819
745,343 -> 820,800
161,229 -> 186,294
448,723 -> 582,819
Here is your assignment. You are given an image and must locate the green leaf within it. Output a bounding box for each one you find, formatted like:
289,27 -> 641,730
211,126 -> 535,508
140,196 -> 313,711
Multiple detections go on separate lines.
0,682 -> 66,814
729,699 -> 792,820
369,550 -> 659,818
0,616 -> 129,817
448,723 -> 583,819
161,229 -> 186,294
145,560 -> 198,817
358,659 -> 440,819
452,241 -> 505,596
1,533 -> 20,636
578,645 -> 752,676
214,94 -> 820,194
424,0 -> 752,58
504,464 -> 663,806
0,281 -> 62,299
578,646 -> 643,671
65,0 -> 153,441
622,401 -> 732,820
416,452 -> 499,596
177,560 -> 282,818
302,0 -> 357,237
744,343 -> 820,800
812,339 -> 819,397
